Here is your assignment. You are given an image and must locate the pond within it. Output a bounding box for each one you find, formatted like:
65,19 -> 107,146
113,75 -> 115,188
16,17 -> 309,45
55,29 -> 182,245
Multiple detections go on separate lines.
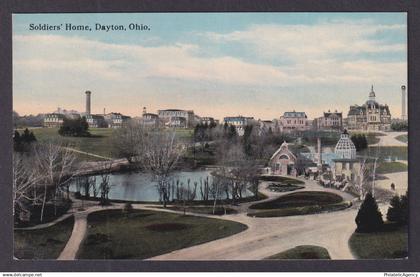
70,170 -> 253,202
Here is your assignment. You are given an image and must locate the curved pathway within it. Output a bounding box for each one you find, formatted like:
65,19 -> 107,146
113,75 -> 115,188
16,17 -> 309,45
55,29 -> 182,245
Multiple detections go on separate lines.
48,176 -> 358,260
57,204 -> 124,260
370,131 -> 407,147
148,178 -> 358,260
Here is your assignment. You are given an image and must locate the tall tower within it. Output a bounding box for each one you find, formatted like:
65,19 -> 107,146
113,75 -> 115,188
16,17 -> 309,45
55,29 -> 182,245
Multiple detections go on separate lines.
143,106 -> 147,116
85,90 -> 91,115
401,85 -> 407,120
369,85 -> 376,101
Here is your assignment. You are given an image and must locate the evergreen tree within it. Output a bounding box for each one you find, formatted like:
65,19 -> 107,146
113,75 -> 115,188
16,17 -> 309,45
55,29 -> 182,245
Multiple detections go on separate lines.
355,192 -> 383,232
59,117 -> 90,137
21,128 -> 36,143
13,130 -> 22,152
351,134 -> 368,151
227,125 -> 238,142
387,191 -> 408,225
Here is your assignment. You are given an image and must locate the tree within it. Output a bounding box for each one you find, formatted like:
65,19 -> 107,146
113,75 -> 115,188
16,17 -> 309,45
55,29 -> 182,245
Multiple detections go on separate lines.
58,117 -> 90,137
391,121 -> 408,131
111,121 -> 144,163
13,129 -> 37,152
98,161 -> 114,206
13,131 -> 22,152
387,191 -> 408,225
351,134 -> 368,151
33,140 -> 78,222
355,192 -> 383,232
136,130 -> 184,207
13,152 -> 43,220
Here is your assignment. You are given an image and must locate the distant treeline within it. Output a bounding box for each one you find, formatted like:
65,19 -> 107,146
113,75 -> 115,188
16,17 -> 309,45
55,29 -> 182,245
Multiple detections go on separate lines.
13,111 -> 44,128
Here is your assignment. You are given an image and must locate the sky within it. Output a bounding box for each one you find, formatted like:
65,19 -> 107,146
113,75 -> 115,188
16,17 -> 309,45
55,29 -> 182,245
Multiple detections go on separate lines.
13,13 -> 407,120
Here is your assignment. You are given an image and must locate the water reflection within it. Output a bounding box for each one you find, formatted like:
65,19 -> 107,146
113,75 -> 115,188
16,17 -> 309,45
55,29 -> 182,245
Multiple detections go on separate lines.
70,170 -> 253,202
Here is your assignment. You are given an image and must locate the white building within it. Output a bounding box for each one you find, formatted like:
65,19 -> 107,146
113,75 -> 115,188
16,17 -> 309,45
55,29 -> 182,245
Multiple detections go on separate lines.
279,111 -> 310,132
158,109 -> 195,128
223,116 -> 254,136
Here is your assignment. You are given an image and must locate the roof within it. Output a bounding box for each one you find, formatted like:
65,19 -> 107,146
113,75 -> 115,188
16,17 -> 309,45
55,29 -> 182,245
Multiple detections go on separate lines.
269,141 -> 297,161
224,116 -> 253,121
324,112 -> 342,118
283,111 -> 307,118
348,106 -> 366,116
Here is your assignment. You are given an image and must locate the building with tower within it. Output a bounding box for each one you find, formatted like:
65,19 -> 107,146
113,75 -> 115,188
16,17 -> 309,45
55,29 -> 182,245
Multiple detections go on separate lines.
346,86 -> 391,131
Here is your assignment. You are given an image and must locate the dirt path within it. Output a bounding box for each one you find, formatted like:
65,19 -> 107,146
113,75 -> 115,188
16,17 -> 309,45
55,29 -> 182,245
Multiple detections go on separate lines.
57,204 -> 124,260
371,132 -> 407,147
64,147 -> 112,160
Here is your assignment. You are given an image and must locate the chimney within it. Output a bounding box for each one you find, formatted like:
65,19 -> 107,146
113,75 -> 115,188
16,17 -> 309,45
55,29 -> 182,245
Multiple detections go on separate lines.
85,90 -> 91,115
401,85 -> 406,120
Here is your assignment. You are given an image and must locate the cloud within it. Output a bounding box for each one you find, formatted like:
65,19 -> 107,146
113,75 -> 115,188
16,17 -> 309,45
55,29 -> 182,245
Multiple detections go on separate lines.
12,19 -> 407,119
204,22 -> 405,61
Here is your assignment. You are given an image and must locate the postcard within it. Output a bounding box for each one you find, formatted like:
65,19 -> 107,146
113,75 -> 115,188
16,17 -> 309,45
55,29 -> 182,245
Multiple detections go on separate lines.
12,12 -> 408,261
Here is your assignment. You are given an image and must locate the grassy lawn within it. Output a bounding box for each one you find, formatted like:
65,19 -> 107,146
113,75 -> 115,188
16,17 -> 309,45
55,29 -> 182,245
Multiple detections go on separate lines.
250,191 -> 343,210
156,205 -> 238,215
267,183 -> 305,192
349,224 -> 408,259
359,146 -> 407,161
259,175 -> 305,184
14,216 -> 74,259
32,128 -> 117,158
248,191 -> 350,218
175,128 -> 194,140
395,134 -> 408,143
376,162 -> 408,174
264,245 -> 331,259
78,209 -> 247,259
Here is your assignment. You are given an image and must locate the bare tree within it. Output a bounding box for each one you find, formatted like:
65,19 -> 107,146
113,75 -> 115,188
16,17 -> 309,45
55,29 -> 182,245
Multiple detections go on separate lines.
13,152 -> 42,219
97,160 -> 114,205
111,121 -> 145,163
33,140 -> 77,222
353,158 -> 375,200
136,129 -> 184,207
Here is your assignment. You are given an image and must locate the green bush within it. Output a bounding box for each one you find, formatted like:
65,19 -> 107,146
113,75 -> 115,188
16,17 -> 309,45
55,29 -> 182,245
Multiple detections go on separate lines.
387,192 -> 408,226
59,117 -> 90,137
355,193 -> 383,233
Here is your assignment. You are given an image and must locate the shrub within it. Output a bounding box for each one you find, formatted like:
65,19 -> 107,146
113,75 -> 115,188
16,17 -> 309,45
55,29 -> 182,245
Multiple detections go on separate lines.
355,193 -> 383,233
351,134 -> 368,151
387,192 -> 408,226
58,117 -> 90,137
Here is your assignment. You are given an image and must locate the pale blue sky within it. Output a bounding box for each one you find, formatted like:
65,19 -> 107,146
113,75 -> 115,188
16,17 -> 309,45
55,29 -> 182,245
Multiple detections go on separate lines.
13,13 -> 407,120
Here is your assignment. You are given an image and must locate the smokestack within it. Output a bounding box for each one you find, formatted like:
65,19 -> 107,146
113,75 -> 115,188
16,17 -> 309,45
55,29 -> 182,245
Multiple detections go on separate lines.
401,85 -> 406,120
317,137 -> 322,168
85,90 -> 91,115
